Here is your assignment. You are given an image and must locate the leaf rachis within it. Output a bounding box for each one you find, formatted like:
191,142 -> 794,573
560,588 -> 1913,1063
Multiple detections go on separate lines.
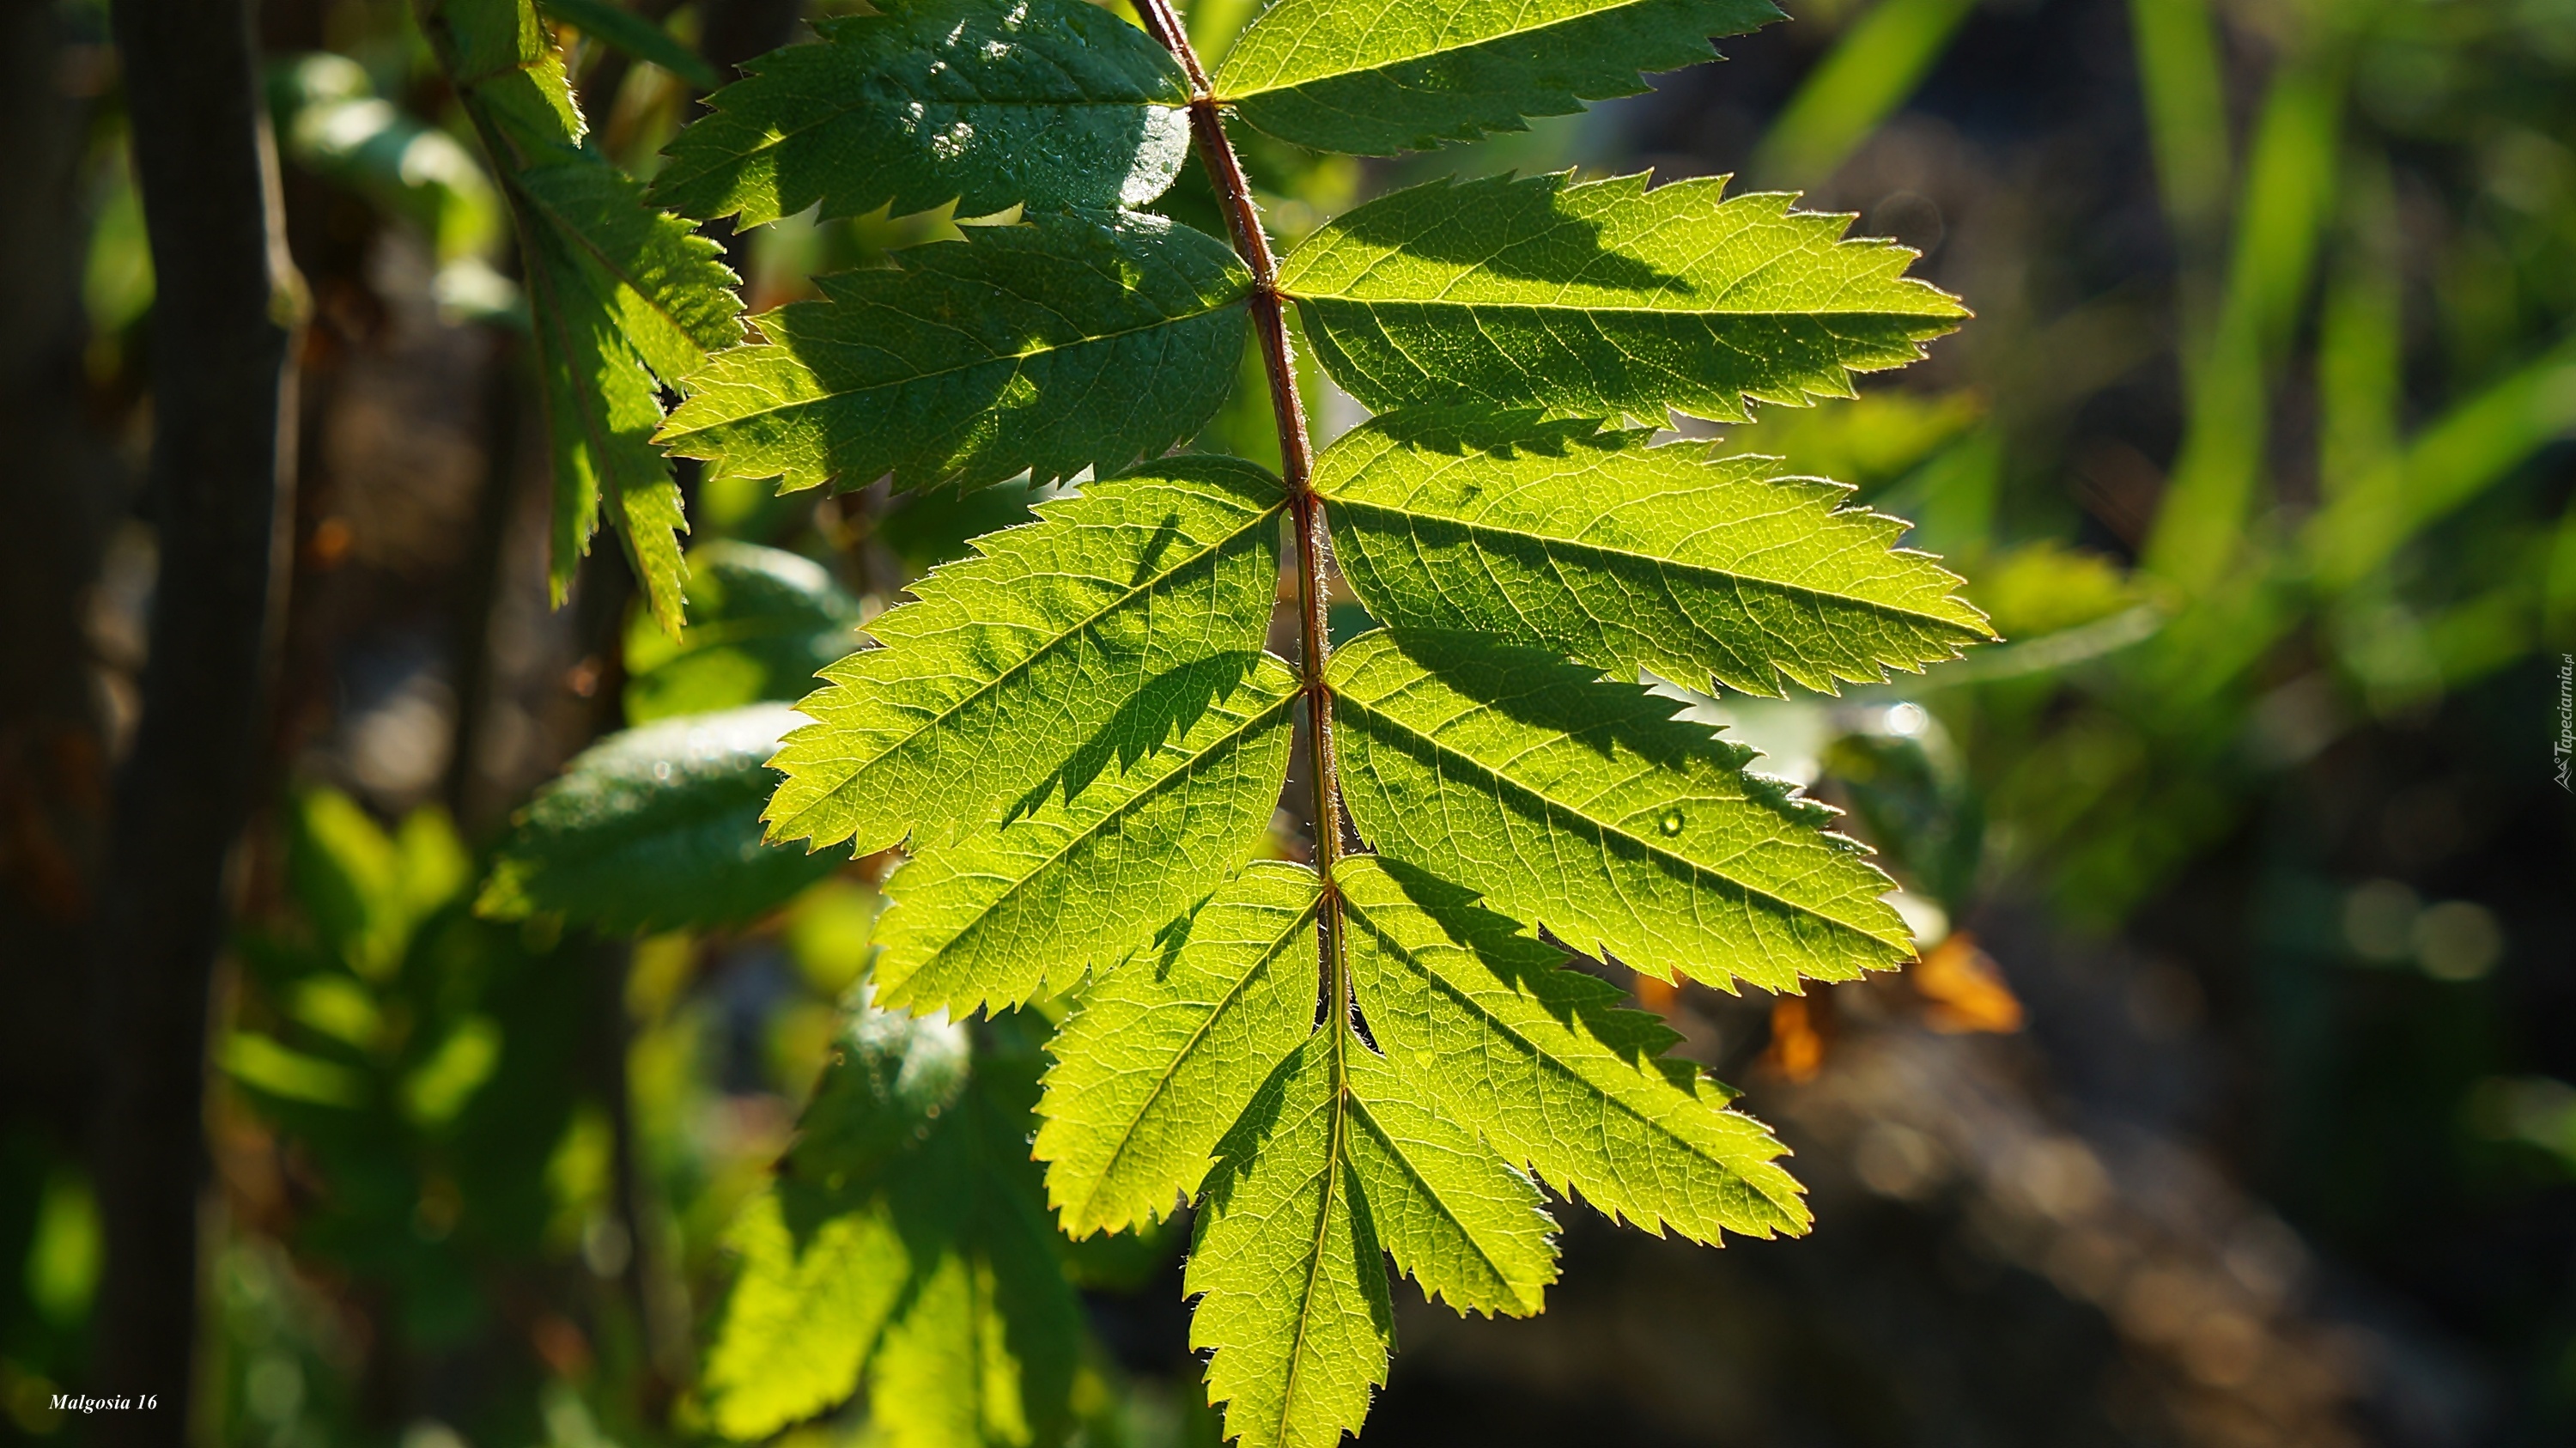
1131,0 -> 1351,1038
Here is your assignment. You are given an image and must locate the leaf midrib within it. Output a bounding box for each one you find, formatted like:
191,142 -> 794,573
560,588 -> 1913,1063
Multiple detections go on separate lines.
1285,292 -> 1959,322
1334,684 -> 1902,951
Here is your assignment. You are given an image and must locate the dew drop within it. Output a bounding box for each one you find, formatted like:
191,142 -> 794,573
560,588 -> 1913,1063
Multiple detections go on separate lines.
1658,810 -> 1684,837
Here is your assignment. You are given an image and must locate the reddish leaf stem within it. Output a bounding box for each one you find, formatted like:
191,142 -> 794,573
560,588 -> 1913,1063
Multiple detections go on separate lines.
1131,0 -> 1350,1027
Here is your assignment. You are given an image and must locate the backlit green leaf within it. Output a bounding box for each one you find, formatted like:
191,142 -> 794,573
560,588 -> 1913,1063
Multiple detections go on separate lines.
867,655 -> 1300,1017
1339,855 -> 1808,1240
1216,0 -> 1782,155
659,210 -> 1249,496
1035,861 -> 1321,1236
1277,171 -> 1964,424
1329,630 -> 1911,991
1184,1035 -> 1386,1448
763,459 -> 1286,855
420,0 -> 744,634
1340,1046 -> 1557,1318
1317,408 -> 1992,696
650,0 -> 1190,228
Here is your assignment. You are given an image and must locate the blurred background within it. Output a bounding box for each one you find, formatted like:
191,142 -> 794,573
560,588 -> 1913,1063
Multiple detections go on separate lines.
2,0 -> 2573,1444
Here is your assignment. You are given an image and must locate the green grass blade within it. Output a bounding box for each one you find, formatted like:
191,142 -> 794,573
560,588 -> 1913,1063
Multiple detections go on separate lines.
1748,0 -> 1977,188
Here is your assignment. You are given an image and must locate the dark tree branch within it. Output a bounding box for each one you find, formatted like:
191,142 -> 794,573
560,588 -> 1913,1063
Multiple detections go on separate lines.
92,0 -> 301,1433
0,0 -> 114,1150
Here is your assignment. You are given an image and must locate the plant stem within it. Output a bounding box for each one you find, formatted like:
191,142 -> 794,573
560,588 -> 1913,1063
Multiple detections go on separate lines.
1130,0 -> 1350,1031
94,0 -> 301,1432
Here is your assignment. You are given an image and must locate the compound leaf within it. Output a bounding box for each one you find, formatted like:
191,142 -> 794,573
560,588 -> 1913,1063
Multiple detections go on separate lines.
1035,861 -> 1321,1237
764,459 -> 1286,856
1339,855 -> 1808,1241
659,210 -> 1249,496
1277,171 -> 1964,424
1329,629 -> 1911,992
1317,408 -> 1993,697
624,540 -> 865,724
477,703 -> 841,934
651,0 -> 1191,228
868,654 -> 1300,1017
1216,0 -> 1783,155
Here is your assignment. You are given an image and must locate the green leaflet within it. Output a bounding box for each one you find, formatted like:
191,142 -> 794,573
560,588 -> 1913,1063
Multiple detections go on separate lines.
1034,862 -> 1321,1236
1184,1037 -> 1385,1448
1338,855 -> 1808,1241
1187,1031 -> 1555,1448
659,210 -> 1250,496
1277,171 -> 1964,424
624,540 -> 863,723
706,1007 -> 1078,1446
416,0 -> 744,633
477,704 -> 841,934
1216,0 -> 1782,155
1340,1045 -> 1557,1319
650,0 -> 1190,228
513,161 -> 745,381
868,654 -> 1300,1017
1316,408 -> 1993,697
1329,630 -> 1911,991
764,459 -> 1287,855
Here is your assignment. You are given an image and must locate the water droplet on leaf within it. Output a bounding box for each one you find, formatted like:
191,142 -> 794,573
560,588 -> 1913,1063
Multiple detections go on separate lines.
1659,810 -> 1684,836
